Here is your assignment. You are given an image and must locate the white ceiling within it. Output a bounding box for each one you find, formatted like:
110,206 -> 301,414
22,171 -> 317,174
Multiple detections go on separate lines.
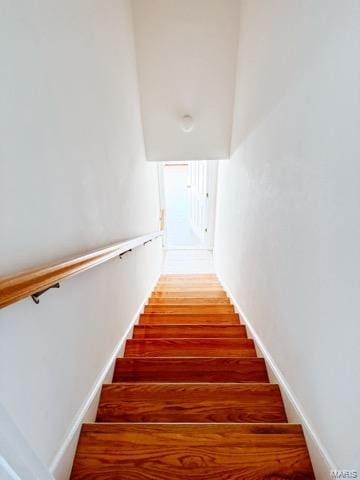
132,0 -> 240,161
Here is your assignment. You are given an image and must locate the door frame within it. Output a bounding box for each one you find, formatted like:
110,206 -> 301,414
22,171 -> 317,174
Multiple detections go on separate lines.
203,160 -> 218,250
157,160 -> 218,250
157,162 -> 166,247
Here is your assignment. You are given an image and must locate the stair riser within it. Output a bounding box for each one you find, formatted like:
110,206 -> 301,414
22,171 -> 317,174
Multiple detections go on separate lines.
113,358 -> 269,383
160,275 -> 218,279
151,291 -> 228,298
139,313 -> 240,325
133,325 -> 247,338
157,278 -> 219,282
148,297 -> 230,305
144,305 -> 235,314
154,287 -> 225,291
97,405 -> 286,423
155,284 -> 222,289
124,339 -> 256,357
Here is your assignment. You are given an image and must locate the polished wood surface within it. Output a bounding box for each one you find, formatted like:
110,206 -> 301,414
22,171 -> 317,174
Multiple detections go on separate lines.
158,274 -> 218,282
124,338 -> 256,357
157,281 -> 221,286
156,283 -> 222,290
144,304 -> 234,314
71,424 -> 315,480
139,313 -> 240,324
160,274 -> 218,279
148,296 -> 230,304
0,231 -> 163,309
154,286 -> 225,292
113,357 -> 269,383
97,383 -> 287,423
133,324 -> 247,338
151,290 -> 228,298
70,274 -> 314,479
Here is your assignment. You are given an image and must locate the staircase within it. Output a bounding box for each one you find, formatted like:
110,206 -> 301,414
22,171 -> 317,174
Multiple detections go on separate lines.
71,274 -> 315,479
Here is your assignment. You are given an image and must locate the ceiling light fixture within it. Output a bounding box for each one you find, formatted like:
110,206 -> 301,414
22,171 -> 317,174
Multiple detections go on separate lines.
181,114 -> 194,133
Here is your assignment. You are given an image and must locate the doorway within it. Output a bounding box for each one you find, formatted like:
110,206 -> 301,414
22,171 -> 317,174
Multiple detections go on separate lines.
159,161 -> 218,250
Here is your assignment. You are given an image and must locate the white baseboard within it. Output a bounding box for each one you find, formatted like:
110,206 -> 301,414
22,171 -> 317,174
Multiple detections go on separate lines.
218,274 -> 337,480
49,278 -> 158,480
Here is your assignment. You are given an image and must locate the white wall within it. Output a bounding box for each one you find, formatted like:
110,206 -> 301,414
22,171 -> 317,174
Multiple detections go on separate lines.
132,0 -> 240,161
215,0 -> 360,477
0,1 -> 161,478
0,402 -> 53,480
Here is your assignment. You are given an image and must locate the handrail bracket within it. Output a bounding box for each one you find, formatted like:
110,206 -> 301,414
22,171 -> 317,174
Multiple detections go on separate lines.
119,249 -> 132,259
31,283 -> 60,304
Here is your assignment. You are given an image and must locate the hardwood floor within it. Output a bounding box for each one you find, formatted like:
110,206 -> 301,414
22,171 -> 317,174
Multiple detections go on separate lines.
70,274 -> 315,479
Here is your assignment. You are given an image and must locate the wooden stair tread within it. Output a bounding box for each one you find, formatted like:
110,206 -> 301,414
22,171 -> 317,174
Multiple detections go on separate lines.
133,325 -> 247,338
113,357 -> 269,383
156,278 -> 222,288
154,285 -> 223,290
139,313 -> 240,325
148,297 -> 230,304
124,338 -> 256,357
144,305 -> 234,314
158,273 -> 219,282
160,274 -> 218,279
70,423 -> 315,480
97,383 -> 287,423
159,276 -> 218,281
157,284 -> 221,289
151,290 -> 228,298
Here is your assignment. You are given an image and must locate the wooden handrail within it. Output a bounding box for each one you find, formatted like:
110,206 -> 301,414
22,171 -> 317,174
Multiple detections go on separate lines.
0,231 -> 163,309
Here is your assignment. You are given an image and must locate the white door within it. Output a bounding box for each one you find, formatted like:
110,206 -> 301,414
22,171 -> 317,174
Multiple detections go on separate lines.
188,161 -> 218,249
188,161 -> 207,245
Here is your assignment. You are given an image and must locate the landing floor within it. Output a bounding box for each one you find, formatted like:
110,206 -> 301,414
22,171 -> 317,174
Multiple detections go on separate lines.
162,249 -> 214,274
